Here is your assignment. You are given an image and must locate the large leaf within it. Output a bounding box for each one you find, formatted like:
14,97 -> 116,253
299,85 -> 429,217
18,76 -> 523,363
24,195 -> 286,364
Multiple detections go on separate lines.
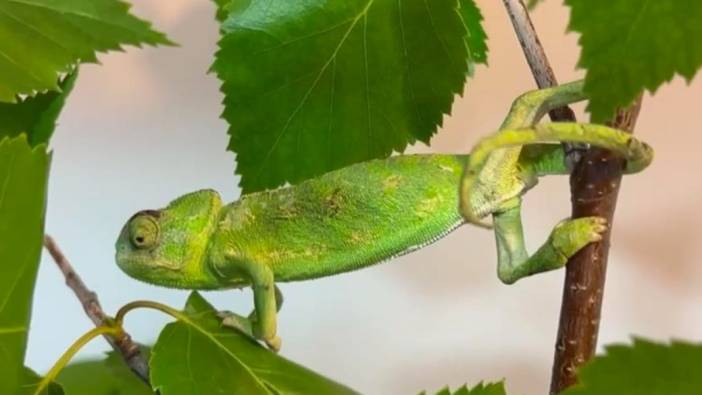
57,349 -> 154,395
563,338 -> 702,395
17,367 -> 64,395
566,0 -> 702,122
459,0 -> 488,73
150,292 -> 358,395
0,136 -> 51,395
0,72 -> 77,146
214,0 -> 485,193
211,0 -> 253,29
0,0 -> 172,102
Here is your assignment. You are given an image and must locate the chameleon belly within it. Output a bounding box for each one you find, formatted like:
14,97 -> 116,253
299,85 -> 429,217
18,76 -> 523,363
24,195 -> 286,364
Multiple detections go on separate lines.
214,154 -> 467,281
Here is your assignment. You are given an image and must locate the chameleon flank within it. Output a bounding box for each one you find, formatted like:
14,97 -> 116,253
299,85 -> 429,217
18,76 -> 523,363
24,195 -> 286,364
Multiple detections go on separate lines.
115,81 -> 653,351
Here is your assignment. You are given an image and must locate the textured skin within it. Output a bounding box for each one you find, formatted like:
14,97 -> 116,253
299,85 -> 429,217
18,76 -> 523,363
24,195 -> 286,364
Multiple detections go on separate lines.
211,154 -> 467,283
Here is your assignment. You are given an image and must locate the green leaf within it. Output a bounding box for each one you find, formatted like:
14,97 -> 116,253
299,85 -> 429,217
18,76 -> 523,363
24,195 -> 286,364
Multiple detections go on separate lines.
0,136 -> 51,395
0,0 -> 173,102
211,0 -> 251,23
150,292 -> 358,395
421,381 -> 507,395
0,72 -> 77,146
459,0 -> 488,73
211,0 -> 231,23
562,338 -> 702,395
214,0 -> 483,193
57,349 -> 154,395
17,367 -> 64,395
526,0 -> 542,9
566,0 -> 702,122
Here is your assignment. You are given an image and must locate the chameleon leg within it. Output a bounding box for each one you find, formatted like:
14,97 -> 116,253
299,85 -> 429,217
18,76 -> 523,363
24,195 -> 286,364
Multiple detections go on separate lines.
248,284 -> 284,318
493,199 -> 608,284
221,285 -> 284,346
222,254 -> 281,351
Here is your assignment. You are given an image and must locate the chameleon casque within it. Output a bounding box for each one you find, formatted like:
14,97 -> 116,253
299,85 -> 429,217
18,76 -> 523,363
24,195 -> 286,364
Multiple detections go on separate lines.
115,81 -> 653,351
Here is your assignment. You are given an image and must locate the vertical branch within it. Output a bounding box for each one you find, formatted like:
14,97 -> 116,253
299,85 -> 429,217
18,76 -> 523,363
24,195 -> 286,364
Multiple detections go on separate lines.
43,235 -> 151,385
549,98 -> 643,393
500,0 -> 644,392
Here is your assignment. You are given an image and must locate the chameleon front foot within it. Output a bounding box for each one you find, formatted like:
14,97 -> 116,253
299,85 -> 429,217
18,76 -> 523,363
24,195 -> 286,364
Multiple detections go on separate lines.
264,335 -> 282,352
218,310 -> 282,352
218,310 -> 254,338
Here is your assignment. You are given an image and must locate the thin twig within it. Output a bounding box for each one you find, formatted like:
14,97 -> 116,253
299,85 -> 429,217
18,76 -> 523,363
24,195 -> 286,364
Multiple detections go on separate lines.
501,0 -> 583,169
550,98 -> 643,393
43,235 -> 151,385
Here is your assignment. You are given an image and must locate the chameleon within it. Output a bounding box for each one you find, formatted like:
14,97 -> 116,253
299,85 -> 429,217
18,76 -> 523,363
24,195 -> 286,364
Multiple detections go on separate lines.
115,81 -> 653,351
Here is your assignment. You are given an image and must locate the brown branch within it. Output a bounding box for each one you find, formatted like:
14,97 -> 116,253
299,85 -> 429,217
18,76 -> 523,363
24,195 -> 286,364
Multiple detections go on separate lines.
43,235 -> 151,385
550,98 -> 643,393
499,1 -> 645,392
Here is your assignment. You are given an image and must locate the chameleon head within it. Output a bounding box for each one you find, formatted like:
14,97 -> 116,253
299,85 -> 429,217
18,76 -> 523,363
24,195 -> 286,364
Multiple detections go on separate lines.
115,189 -> 223,289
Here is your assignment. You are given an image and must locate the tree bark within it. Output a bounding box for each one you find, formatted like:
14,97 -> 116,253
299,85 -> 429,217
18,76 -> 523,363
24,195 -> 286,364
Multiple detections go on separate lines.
549,97 -> 643,393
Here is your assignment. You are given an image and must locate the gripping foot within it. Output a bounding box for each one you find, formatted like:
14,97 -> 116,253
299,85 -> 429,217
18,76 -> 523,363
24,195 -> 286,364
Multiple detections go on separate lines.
218,310 -> 282,352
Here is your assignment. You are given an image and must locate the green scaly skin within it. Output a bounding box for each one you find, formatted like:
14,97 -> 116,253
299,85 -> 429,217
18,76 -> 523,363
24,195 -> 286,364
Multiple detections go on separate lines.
115,81 -> 654,351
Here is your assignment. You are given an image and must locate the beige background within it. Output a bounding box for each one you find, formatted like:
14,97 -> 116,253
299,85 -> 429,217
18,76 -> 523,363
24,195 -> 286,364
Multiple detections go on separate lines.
27,1 -> 702,394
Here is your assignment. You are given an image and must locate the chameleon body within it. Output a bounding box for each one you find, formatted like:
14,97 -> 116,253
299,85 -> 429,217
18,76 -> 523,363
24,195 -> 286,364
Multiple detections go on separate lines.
115,81 -> 653,350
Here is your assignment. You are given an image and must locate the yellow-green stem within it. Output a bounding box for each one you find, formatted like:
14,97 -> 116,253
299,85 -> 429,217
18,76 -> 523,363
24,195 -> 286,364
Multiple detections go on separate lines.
116,300 -> 190,326
33,326 -> 121,395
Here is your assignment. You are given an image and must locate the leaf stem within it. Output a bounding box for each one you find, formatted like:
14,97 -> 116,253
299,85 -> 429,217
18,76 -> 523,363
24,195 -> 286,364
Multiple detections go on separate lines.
33,326 -> 122,395
116,300 -> 190,326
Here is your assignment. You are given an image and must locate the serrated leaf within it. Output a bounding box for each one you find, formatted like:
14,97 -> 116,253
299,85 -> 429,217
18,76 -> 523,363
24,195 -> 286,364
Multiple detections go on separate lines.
526,0 -> 542,9
212,0 -> 251,23
0,0 -> 172,102
214,0 -> 485,193
211,0 -> 230,23
566,0 -> 702,122
459,0 -> 488,73
0,136 -> 51,395
150,292 -> 358,395
0,72 -> 77,146
562,338 -> 702,395
421,381 -> 507,395
57,349 -> 154,395
17,367 -> 64,395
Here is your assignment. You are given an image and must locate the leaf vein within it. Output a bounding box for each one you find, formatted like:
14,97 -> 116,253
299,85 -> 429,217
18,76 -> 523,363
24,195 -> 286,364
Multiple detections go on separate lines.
252,0 -> 376,181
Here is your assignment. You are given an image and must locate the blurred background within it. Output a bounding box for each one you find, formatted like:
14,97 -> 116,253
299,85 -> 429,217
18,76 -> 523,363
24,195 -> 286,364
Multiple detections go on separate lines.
26,1 -> 702,394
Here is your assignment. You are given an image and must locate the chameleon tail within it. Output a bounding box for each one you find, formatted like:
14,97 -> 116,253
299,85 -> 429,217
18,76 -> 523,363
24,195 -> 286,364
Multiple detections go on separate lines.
469,123 -> 653,175
460,122 -> 653,224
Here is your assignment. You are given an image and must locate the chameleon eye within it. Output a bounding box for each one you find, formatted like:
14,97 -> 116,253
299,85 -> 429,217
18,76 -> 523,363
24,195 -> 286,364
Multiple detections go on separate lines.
128,213 -> 160,249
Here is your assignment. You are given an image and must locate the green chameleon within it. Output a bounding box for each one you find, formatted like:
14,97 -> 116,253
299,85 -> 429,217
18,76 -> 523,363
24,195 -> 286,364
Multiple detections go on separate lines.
115,81 -> 653,351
